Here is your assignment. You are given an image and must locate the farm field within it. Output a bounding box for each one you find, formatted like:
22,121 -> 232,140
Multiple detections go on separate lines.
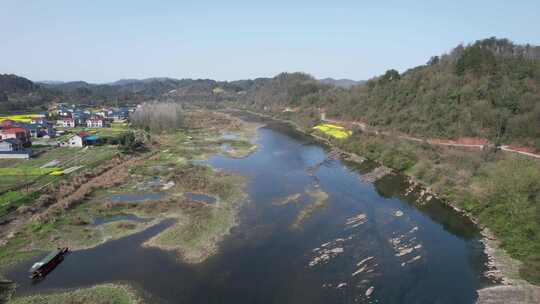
313,123 -> 352,139
0,114 -> 42,123
0,145 -> 119,217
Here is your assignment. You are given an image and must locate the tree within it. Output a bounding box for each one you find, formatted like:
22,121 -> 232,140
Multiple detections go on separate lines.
427,56 -> 440,66
380,69 -> 401,83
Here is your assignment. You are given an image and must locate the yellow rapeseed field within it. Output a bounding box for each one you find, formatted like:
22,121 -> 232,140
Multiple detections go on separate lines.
0,114 -> 42,123
313,123 -> 352,139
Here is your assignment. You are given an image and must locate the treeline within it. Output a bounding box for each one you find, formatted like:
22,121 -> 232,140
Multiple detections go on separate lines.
240,38 -> 540,149
0,75 -> 246,113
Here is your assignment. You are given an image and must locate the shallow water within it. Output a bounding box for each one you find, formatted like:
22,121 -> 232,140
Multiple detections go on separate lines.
7,121 -> 489,304
183,192 -> 217,204
108,192 -> 166,203
92,214 -> 148,226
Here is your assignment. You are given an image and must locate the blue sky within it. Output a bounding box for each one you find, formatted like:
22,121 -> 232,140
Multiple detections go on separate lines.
1,0 -> 539,83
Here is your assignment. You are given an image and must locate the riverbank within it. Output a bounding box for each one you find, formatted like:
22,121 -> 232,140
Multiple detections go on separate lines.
234,108 -> 540,302
0,110 -> 260,302
9,283 -> 143,304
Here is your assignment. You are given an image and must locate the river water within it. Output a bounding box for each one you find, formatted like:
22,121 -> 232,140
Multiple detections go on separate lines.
7,121 -> 489,303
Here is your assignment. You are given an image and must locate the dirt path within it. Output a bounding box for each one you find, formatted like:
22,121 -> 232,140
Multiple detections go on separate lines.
322,117 -> 540,159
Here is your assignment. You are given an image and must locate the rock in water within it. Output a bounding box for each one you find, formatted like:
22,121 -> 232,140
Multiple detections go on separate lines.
365,286 -> 375,297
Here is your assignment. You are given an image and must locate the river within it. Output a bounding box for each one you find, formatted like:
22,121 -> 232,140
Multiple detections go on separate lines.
7,120 -> 490,303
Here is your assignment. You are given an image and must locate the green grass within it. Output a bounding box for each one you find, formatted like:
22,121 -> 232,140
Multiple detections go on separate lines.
0,116 -> 254,273
0,145 -> 119,193
0,231 -> 41,271
330,129 -> 540,284
10,284 -> 139,304
58,125 -> 131,139
0,191 -> 39,218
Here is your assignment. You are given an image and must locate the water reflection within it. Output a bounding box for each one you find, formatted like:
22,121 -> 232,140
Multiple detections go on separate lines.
7,120 -> 489,304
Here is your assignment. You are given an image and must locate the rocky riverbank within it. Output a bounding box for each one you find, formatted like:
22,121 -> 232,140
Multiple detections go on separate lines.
234,108 -> 539,303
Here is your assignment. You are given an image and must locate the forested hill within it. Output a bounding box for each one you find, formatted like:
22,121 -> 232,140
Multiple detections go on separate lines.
318,78 -> 362,88
2,37 -> 539,148
38,77 -> 254,105
244,38 -> 540,148
0,74 -> 57,112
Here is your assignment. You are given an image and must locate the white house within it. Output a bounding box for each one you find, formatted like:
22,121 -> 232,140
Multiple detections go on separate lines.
0,139 -> 31,159
59,118 -> 75,128
63,134 -> 84,148
0,139 -> 21,152
86,118 -> 103,128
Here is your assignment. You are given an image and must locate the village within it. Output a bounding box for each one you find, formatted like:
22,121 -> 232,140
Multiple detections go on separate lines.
0,104 -> 133,159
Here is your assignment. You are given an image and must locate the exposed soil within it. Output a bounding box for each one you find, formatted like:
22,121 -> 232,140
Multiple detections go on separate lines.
0,154 -> 147,248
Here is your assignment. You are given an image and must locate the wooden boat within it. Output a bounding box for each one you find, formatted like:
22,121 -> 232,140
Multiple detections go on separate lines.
29,247 -> 70,279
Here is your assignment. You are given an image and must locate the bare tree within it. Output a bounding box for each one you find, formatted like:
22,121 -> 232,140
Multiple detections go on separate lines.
131,102 -> 185,133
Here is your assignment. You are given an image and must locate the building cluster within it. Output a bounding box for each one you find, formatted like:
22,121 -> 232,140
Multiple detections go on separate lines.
55,105 -> 129,128
0,104 -> 133,159
0,117 -> 46,159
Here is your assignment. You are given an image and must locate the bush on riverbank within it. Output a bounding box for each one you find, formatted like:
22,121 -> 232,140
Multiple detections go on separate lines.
337,132 -> 418,171
340,131 -> 540,284
473,159 -> 540,282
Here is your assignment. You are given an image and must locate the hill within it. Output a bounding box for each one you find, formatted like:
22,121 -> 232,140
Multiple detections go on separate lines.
319,77 -> 362,88
0,74 -> 37,95
0,74 -> 53,112
243,38 -> 540,149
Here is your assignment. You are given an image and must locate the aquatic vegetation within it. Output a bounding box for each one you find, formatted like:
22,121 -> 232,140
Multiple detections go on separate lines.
292,188 -> 329,229
143,172 -> 246,263
313,123 -> 352,139
273,192 -> 302,206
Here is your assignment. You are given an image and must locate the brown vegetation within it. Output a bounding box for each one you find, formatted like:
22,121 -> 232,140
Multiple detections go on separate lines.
131,102 -> 185,133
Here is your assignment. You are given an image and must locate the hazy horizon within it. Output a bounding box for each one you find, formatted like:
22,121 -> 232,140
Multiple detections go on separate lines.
1,0 -> 539,83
